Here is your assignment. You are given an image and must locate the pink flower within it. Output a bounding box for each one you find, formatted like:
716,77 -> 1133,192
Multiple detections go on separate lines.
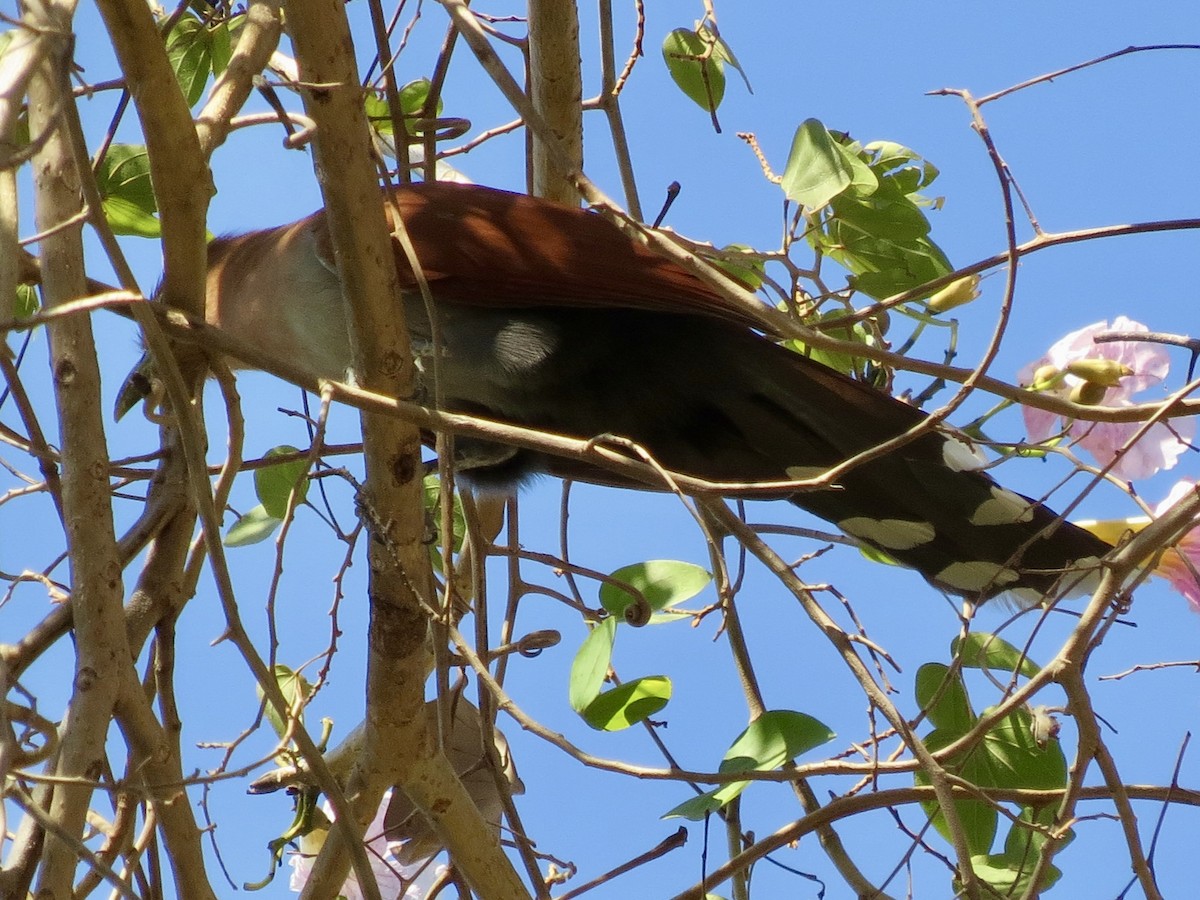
1018,317 -> 1192,481
1152,480 -> 1200,612
1074,480 -> 1200,611
289,790 -> 446,899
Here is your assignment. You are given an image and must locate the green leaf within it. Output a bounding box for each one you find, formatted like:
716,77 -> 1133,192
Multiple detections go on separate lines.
599,560 -> 711,622
863,140 -> 940,195
422,473 -> 467,573
914,679 -> 1067,858
831,184 -> 932,242
569,617 -> 616,712
95,144 -> 157,210
662,28 -> 726,114
781,120 -> 877,211
665,710 -> 834,819
916,727 -> 998,856
785,309 -> 872,377
365,79 -> 444,138
581,675 -> 672,731
13,284 -> 38,319
365,94 -> 389,134
974,806 -> 1071,896
706,244 -> 765,291
976,806 -> 1070,893
806,134 -> 955,299
781,119 -> 853,210
257,664 -> 312,739
662,788 -> 727,821
834,142 -> 881,199
915,663 -> 974,732
101,196 -> 163,239
400,78 -> 441,117
978,705 -> 1068,792
820,225 -> 953,300
208,16 -> 243,76
721,710 -> 835,773
918,711 -> 1066,855
711,30 -> 751,95
225,504 -> 281,547
971,853 -> 1062,896
95,145 -> 160,238
1008,805 -> 1070,855
166,14 -> 215,106
953,632 -> 1041,679
254,445 -> 310,519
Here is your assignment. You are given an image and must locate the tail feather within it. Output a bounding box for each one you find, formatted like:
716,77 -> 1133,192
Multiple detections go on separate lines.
726,338 -> 1113,602
433,305 -> 1113,603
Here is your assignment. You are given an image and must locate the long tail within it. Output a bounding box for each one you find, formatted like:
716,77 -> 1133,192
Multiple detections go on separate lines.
716,335 -> 1113,602
432,306 -> 1113,603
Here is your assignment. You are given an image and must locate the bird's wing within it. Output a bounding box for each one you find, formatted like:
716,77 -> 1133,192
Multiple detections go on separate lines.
309,181 -> 768,329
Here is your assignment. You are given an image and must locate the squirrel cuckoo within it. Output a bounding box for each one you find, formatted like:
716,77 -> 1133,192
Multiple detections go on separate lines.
127,182 -> 1111,603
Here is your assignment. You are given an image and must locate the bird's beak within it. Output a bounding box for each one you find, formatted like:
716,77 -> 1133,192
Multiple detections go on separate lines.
114,351 -> 155,421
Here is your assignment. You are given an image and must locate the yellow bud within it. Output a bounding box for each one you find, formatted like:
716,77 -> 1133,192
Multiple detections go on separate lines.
1029,364 -> 1061,390
927,275 -> 981,313
1069,380 -> 1109,406
1065,358 -> 1133,388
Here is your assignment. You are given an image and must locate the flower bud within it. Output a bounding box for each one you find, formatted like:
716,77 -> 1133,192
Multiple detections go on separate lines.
1065,358 -> 1133,388
1027,364 -> 1061,390
1069,380 -> 1109,406
927,275 -> 980,313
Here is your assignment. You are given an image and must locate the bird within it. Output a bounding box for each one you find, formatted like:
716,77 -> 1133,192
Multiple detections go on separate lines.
124,181 -> 1112,603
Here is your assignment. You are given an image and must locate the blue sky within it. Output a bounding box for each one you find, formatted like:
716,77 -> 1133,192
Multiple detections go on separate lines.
6,2 -> 1200,897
